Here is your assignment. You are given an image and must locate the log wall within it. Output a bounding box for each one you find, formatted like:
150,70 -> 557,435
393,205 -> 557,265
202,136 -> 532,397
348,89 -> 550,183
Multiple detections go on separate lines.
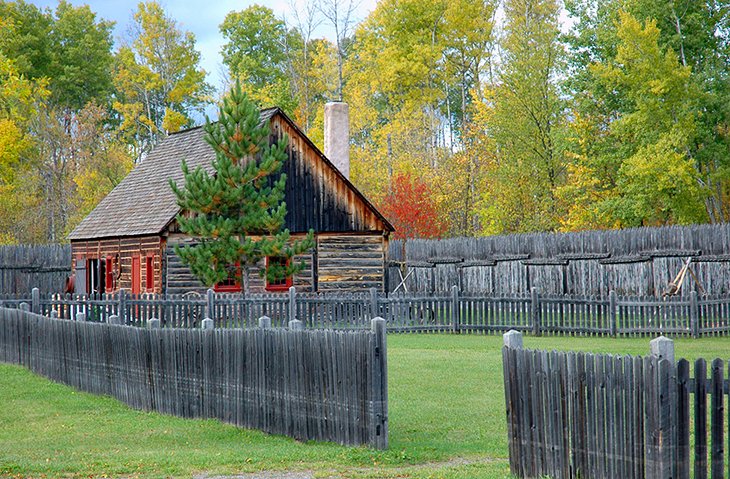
164,234 -> 315,295
70,235 -> 164,293
317,234 -> 386,292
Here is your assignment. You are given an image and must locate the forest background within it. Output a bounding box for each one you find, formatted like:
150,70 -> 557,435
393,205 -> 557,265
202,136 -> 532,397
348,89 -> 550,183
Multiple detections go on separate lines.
1,0 -> 728,244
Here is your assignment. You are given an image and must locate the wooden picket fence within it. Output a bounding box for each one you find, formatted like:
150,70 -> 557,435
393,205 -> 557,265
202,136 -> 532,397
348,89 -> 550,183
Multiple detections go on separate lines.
0,307 -> 388,449
4,286 -> 730,337
502,332 -> 729,478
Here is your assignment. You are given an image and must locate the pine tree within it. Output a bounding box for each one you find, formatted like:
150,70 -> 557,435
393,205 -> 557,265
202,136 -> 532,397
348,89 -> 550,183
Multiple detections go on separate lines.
170,81 -> 314,293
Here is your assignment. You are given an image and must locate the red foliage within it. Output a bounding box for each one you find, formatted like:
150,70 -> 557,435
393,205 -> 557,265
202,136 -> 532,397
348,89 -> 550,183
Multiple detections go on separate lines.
378,173 -> 447,240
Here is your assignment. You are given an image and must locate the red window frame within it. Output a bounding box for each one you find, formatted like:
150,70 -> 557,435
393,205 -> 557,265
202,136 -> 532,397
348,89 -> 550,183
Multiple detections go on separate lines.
214,262 -> 242,293
145,254 -> 155,292
265,256 -> 292,292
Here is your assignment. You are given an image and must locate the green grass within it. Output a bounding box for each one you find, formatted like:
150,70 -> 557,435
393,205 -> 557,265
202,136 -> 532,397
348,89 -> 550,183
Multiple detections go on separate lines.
1,334 -> 730,478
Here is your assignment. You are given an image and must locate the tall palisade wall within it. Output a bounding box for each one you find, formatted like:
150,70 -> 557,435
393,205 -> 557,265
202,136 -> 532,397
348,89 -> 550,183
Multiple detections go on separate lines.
388,224 -> 730,297
0,244 -> 71,295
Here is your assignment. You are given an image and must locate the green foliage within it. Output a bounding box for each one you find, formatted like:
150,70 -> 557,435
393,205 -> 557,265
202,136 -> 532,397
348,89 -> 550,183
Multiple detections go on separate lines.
0,0 -> 114,110
220,5 -> 298,113
170,81 -> 314,292
476,0 -> 565,234
114,1 -> 212,160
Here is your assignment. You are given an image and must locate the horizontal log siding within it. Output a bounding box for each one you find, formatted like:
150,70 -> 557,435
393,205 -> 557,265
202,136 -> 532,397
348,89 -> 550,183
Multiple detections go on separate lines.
70,236 -> 164,294
165,235 -> 314,295
317,235 -> 386,292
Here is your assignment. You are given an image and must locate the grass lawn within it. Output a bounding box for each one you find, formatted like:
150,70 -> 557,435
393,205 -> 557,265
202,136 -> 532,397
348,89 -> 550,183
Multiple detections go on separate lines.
1,334 -> 729,478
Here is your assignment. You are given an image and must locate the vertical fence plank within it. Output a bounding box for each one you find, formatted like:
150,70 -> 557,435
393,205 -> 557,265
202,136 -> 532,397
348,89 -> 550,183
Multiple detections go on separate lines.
677,359 -> 691,479
712,358 -> 724,479
0,308 -> 386,448
697,358 -> 709,479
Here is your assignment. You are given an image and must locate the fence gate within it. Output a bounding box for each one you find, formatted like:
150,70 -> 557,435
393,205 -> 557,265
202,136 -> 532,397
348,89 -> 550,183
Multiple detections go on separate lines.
502,332 -> 729,479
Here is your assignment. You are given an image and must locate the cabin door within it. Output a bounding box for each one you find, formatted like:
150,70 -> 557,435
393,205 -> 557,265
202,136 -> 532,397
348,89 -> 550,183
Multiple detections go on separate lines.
131,256 -> 141,295
74,259 -> 86,294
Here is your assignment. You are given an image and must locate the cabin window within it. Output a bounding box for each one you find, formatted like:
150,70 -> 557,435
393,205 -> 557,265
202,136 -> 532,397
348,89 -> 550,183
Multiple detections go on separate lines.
105,256 -> 114,292
265,256 -> 292,292
145,255 -> 155,292
214,263 -> 242,293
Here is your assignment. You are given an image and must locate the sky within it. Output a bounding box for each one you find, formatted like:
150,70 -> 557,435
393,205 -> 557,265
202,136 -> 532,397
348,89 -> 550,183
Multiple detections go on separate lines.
28,0 -> 378,91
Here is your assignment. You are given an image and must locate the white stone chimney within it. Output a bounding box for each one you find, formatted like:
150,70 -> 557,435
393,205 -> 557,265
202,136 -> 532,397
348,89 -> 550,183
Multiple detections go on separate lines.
324,102 -> 350,180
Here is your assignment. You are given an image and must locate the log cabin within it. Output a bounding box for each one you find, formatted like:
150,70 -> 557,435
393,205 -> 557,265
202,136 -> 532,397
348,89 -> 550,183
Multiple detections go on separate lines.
67,104 -> 394,295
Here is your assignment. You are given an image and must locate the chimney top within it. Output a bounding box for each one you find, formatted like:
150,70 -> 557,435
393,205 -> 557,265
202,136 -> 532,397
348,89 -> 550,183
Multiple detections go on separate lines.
324,102 -> 350,180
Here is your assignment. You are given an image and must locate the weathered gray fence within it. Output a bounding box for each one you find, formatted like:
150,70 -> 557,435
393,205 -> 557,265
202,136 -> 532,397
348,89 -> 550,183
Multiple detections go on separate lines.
6,286 -> 730,337
502,333 -> 727,479
389,223 -> 730,297
0,307 -> 389,449
0,244 -> 71,294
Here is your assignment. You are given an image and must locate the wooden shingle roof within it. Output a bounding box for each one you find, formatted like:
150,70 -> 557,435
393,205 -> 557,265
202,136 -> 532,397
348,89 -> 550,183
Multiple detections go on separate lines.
68,108 -> 392,240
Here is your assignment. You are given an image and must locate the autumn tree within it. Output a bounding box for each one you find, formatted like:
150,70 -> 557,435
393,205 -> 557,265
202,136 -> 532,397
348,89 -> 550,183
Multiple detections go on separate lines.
170,82 -> 314,293
476,0 -> 565,234
585,12 -> 705,225
0,1 -> 128,243
114,1 -> 211,162
0,53 -> 48,244
378,173 -> 447,240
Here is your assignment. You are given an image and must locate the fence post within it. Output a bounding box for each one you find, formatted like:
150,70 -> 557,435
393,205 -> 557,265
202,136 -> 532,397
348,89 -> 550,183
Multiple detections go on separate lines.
289,319 -> 303,330
531,287 -> 541,336
19,302 -> 29,312
107,315 -> 121,325
118,289 -> 127,325
650,336 -> 675,365
49,310 -> 58,319
609,290 -> 618,337
258,315 -> 271,329
648,336 -> 676,479
201,318 -> 214,330
206,288 -> 215,321
31,288 -> 40,314
148,318 -> 160,329
690,291 -> 699,339
288,286 -> 296,322
503,330 -> 523,349
75,312 -> 86,322
371,317 -> 388,449
451,285 -> 460,334
369,287 -> 379,318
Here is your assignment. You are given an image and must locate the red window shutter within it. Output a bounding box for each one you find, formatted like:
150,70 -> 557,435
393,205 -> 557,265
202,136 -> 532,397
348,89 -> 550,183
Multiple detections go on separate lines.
146,255 -> 154,291
105,256 -> 113,291
131,256 -> 141,295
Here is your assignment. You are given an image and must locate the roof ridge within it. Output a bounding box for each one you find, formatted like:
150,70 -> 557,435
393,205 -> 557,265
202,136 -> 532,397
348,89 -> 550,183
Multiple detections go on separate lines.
169,107 -> 282,136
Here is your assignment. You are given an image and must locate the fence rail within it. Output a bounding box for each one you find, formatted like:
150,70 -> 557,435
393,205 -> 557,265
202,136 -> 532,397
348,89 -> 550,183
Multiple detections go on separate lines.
502,333 -> 730,479
4,286 -> 730,337
0,307 -> 388,449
